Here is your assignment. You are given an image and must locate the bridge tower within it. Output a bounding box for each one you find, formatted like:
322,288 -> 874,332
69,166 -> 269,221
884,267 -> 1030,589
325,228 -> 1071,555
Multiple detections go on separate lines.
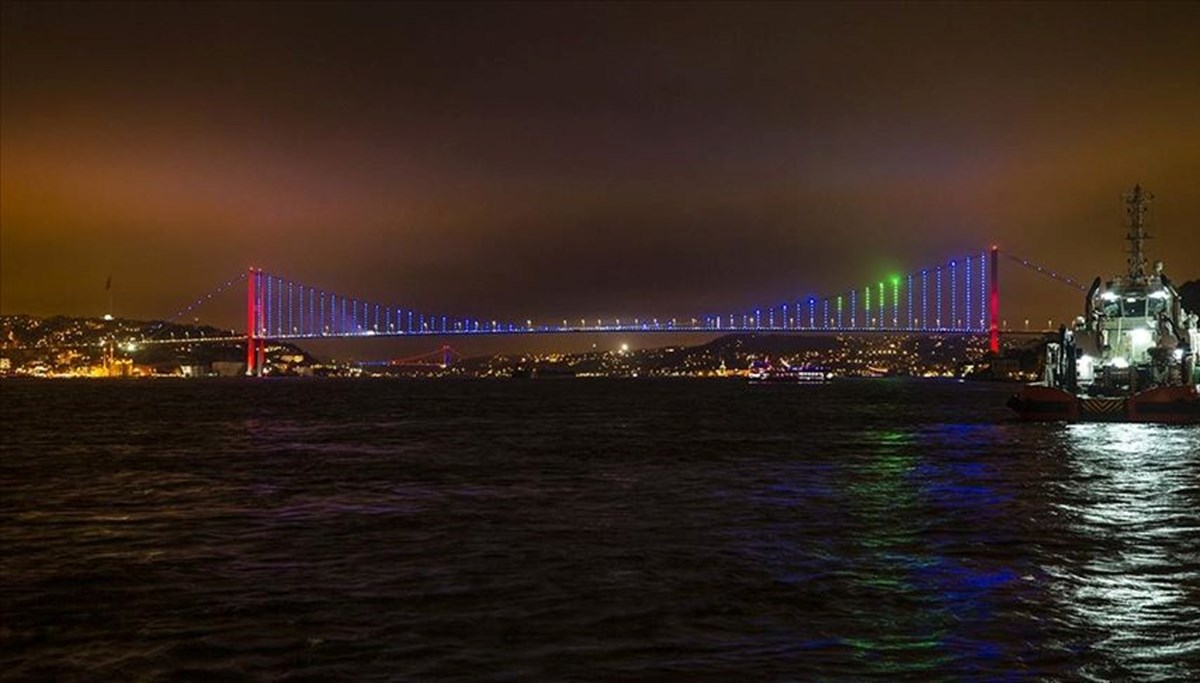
246,267 -> 257,375
989,246 -> 1000,354
246,268 -> 265,376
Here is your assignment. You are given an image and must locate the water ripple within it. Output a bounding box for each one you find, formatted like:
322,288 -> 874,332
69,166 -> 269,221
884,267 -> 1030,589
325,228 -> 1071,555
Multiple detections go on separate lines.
2,378 -> 1197,680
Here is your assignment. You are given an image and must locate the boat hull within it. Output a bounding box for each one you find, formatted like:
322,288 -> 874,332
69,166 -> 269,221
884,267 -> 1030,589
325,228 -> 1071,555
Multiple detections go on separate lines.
1007,384 -> 1200,424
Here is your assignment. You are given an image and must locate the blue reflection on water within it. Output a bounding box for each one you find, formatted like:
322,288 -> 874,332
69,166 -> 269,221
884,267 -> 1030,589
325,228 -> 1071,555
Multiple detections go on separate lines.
724,423 -> 1042,676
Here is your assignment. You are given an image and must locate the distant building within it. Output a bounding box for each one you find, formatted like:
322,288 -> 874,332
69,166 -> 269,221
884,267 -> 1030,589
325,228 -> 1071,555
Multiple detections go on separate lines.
180,364 -> 210,377
212,361 -> 246,377
989,357 -> 1023,380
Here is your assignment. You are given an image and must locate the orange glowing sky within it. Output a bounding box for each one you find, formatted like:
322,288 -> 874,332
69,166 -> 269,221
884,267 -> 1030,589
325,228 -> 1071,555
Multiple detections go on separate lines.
3,2 -> 1199,346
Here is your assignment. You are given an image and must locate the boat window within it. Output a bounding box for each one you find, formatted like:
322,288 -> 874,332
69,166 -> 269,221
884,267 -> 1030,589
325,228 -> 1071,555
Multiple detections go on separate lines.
1147,296 -> 1168,316
1101,300 -> 1121,317
1122,299 -> 1147,317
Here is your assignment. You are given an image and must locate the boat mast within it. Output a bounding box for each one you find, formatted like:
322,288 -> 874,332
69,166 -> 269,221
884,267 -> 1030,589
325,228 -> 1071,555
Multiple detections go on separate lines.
1124,184 -> 1152,281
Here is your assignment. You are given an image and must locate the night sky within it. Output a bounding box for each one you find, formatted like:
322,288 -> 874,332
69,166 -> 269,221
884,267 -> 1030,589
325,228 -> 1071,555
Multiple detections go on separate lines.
3,2 -> 1199,352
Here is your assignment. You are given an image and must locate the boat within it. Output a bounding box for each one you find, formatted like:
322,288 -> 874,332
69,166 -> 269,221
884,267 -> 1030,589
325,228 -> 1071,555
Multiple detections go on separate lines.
748,357 -> 831,383
1007,185 -> 1200,423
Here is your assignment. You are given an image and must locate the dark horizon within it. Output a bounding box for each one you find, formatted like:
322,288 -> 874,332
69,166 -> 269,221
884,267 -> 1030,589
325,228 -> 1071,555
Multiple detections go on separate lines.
3,1 -> 1199,353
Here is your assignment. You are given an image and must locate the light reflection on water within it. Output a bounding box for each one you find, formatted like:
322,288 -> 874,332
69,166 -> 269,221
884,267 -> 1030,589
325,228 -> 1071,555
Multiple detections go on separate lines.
1054,424 -> 1200,681
1,378 -> 1197,679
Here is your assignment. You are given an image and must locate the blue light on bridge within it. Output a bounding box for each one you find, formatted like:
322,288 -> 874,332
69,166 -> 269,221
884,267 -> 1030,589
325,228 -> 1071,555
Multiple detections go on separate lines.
949,260 -> 958,331
907,274 -> 914,331
221,249 -> 1015,342
980,251 -> 987,331
921,270 -> 928,331
265,276 -> 272,336
936,268 -> 943,329
276,277 -> 283,336
965,256 -> 972,333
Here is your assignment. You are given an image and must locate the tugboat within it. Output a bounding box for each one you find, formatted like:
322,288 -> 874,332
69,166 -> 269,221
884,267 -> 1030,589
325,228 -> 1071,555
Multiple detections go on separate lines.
1008,186 -> 1200,423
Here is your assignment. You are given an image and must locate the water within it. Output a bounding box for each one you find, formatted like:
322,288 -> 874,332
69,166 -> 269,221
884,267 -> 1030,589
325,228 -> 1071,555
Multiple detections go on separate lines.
2,378 -> 1198,680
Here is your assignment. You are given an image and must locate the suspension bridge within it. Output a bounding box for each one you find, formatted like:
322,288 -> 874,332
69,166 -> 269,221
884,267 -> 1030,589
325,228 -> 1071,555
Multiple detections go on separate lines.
148,246 -> 1085,375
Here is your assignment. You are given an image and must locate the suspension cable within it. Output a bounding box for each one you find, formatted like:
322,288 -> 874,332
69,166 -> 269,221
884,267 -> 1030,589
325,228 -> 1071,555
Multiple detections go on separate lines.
1001,251 -> 1088,292
145,272 -> 249,338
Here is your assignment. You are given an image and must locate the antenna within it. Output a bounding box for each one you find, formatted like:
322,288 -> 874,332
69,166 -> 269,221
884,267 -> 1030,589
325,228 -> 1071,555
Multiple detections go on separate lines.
1124,184 -> 1153,280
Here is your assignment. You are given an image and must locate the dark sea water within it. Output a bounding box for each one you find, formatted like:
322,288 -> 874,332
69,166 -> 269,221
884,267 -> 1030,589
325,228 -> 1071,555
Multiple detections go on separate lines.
2,378 -> 1198,681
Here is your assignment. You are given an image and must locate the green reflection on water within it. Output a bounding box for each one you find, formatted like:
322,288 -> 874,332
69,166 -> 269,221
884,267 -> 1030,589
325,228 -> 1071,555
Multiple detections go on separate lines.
840,429 -> 952,675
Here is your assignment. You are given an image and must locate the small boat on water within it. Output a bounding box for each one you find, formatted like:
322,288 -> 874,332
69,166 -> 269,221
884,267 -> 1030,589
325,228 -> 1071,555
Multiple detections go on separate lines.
1007,185 -> 1200,423
748,357 -> 831,383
